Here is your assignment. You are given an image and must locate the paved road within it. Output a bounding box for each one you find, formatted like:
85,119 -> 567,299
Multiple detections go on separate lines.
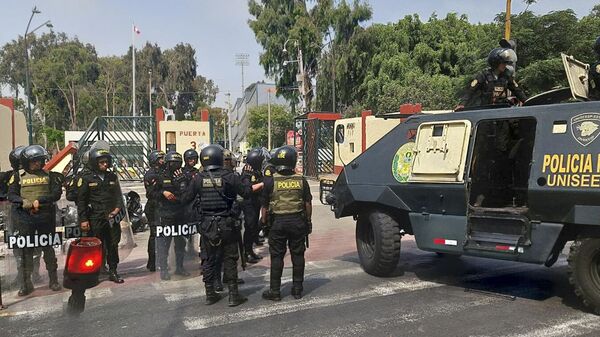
1,181 -> 599,336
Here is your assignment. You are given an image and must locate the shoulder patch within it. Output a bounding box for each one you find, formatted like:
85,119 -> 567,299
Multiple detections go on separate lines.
596,64 -> 600,74
77,178 -> 83,187
470,79 -> 478,87
8,175 -> 14,185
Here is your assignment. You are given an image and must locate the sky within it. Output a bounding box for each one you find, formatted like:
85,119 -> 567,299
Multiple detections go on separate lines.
0,0 -> 596,108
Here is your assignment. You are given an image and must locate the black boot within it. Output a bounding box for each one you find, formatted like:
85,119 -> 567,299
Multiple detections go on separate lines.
146,261 -> 156,272
108,269 -> 125,283
66,288 -> 86,316
49,270 -> 62,291
228,282 -> 247,307
291,286 -> 303,299
246,254 -> 260,264
160,269 -> 171,281
205,284 -> 222,305
214,274 -> 224,292
175,267 -> 191,277
249,251 -> 263,260
18,274 -> 34,297
262,289 -> 282,301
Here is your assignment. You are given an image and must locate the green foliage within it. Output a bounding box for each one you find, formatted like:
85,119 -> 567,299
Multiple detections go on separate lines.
247,104 -> 293,148
40,126 -> 65,149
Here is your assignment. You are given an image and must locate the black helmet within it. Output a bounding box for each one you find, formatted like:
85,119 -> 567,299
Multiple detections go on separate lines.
270,146 -> 297,171
20,145 -> 49,170
246,148 -> 264,170
88,148 -> 112,171
148,150 -> 165,167
165,151 -> 183,171
9,145 -> 26,169
200,144 -> 224,171
488,47 -> 517,67
183,149 -> 199,162
594,36 -> 600,56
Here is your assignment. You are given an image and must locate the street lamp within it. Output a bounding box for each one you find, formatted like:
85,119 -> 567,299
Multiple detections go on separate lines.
24,6 -> 52,145
282,38 -> 308,112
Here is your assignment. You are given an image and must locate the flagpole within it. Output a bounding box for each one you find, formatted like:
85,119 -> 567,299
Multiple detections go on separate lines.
132,23 -> 136,117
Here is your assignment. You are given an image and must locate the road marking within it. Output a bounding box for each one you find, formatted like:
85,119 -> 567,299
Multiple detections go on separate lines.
183,278 -> 444,330
504,314 -> 600,337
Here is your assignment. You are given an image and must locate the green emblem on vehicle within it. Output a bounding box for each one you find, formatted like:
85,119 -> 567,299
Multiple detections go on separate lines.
392,142 -> 415,183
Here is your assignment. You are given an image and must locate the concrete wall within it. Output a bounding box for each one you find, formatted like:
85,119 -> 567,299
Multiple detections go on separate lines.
0,104 -> 29,171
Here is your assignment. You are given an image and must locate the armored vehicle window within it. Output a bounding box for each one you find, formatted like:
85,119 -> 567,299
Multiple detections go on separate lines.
409,120 -> 471,183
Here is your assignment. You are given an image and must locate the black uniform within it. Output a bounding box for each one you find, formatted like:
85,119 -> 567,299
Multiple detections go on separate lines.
148,169 -> 189,276
589,62 -> 600,100
143,167 -> 161,271
77,170 -> 124,271
182,168 -> 251,286
8,169 -> 64,291
261,169 -> 312,294
460,69 -> 527,107
241,167 -> 263,257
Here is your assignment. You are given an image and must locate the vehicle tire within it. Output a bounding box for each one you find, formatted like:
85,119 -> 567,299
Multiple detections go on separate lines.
356,210 -> 401,276
568,237 -> 600,314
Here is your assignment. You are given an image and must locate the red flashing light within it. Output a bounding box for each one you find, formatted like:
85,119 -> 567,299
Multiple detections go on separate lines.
65,237 -> 103,275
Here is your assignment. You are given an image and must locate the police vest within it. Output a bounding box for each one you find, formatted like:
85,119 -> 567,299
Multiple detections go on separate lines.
200,171 -> 229,213
269,173 -> 304,215
481,70 -> 510,104
19,170 -> 51,203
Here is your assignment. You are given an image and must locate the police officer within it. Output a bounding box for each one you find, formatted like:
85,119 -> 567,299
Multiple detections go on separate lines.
182,145 -> 263,306
589,36 -> 600,100
143,150 -> 166,272
261,146 -> 312,301
77,148 -> 125,283
149,151 -> 190,280
241,148 -> 266,263
457,47 -> 527,109
2,146 -> 25,287
183,149 -> 200,258
8,145 -> 64,295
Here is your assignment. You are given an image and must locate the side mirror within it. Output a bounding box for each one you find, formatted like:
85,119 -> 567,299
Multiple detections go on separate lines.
335,124 -> 345,144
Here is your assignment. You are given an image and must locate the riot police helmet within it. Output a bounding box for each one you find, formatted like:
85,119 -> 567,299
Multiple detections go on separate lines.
148,150 -> 165,167
20,145 -> 49,170
9,145 -> 26,170
165,151 -> 183,171
270,146 -> 298,171
200,145 -> 224,171
183,149 -> 199,162
246,148 -> 265,171
594,36 -> 600,56
88,148 -> 113,171
488,47 -> 517,76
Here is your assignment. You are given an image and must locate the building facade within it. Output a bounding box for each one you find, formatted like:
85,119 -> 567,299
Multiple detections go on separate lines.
229,82 -> 290,151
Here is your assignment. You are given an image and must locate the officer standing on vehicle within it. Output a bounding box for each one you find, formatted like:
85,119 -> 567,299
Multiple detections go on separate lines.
182,144 -> 263,306
149,151 -> 190,280
241,148 -> 266,263
457,47 -> 527,109
77,149 -> 125,283
8,145 -> 64,295
143,150 -> 165,272
261,146 -> 312,301
589,37 -> 600,100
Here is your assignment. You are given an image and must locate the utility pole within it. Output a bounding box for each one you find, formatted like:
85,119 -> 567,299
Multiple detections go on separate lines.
226,92 -> 233,150
267,87 -> 276,149
331,40 -> 336,113
132,26 -> 136,117
148,70 -> 152,116
235,53 -> 249,143
505,0 -> 512,40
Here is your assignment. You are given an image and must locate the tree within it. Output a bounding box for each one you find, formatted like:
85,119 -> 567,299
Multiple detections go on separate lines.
247,104 -> 293,148
248,0 -> 371,111
32,40 -> 99,129
162,43 -> 198,120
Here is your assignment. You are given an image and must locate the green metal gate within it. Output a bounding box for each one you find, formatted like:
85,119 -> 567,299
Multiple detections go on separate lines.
72,116 -> 156,181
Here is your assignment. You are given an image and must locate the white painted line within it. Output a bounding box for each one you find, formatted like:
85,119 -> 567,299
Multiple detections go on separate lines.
504,314 -> 600,337
183,278 -> 443,330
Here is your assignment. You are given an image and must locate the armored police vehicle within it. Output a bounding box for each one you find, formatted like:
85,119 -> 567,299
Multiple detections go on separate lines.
321,54 -> 600,313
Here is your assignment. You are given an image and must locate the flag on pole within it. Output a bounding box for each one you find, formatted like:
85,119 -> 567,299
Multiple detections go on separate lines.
133,25 -> 141,35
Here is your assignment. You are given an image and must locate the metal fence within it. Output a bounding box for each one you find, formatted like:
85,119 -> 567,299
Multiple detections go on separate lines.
72,116 -> 156,181
302,119 -> 335,177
